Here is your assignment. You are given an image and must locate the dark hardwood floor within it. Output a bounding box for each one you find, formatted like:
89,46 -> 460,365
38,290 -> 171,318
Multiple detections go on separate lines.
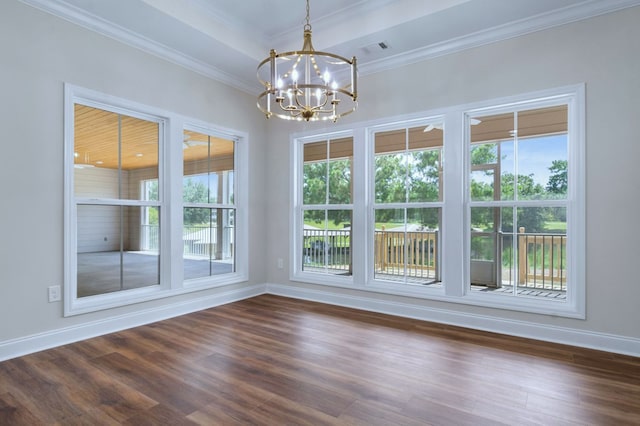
1,294 -> 639,425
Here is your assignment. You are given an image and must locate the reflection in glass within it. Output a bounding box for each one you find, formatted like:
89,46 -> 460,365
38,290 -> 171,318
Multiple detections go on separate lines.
183,130 -> 235,205
76,205 -> 159,298
74,104 -> 159,201
183,208 -> 235,280
182,129 -> 236,281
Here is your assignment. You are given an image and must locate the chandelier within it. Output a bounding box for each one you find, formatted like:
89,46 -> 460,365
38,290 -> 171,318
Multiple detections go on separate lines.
257,0 -> 358,122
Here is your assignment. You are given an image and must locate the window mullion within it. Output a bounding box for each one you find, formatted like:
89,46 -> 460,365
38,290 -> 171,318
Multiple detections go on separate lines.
166,119 -> 184,289
443,111 -> 465,297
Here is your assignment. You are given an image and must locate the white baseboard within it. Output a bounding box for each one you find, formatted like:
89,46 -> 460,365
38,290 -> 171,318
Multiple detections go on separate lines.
0,284 -> 266,362
266,283 -> 640,358
2,282 -> 638,361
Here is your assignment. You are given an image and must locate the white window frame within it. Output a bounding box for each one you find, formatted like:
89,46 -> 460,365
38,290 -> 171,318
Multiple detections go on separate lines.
291,130 -> 358,287
64,84 -> 248,316
290,84 -> 585,318
462,87 -> 585,318
365,117 -> 446,297
181,122 -> 244,289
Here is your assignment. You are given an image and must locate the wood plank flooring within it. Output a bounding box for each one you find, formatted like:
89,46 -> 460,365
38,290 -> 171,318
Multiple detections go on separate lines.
1,294 -> 639,425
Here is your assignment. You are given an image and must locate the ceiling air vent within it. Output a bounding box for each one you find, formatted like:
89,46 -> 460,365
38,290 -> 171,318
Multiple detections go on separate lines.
360,41 -> 391,55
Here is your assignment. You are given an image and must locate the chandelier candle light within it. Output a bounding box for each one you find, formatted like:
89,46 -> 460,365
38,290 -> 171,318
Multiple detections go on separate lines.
257,0 -> 358,122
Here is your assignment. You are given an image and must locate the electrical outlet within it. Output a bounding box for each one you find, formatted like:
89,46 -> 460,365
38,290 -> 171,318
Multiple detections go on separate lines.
48,285 -> 61,302
277,258 -> 284,269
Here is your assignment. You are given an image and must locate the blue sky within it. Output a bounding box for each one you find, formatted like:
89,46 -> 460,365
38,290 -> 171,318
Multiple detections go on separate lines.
474,134 -> 567,187
503,134 -> 567,186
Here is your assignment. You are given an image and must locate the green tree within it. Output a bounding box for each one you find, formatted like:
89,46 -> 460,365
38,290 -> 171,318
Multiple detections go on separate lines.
303,162 -> 327,205
470,180 -> 494,201
470,143 -> 498,165
408,150 -> 440,203
500,173 -> 545,201
145,181 -> 159,225
546,159 -> 568,222
303,159 -> 351,225
546,160 -> 568,195
470,143 -> 498,202
183,178 -> 210,225
501,173 -> 548,232
328,159 -> 352,204
374,149 -> 442,227
375,154 -> 406,204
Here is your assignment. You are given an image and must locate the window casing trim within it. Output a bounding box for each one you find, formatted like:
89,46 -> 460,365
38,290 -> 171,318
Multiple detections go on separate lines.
64,83 -> 248,316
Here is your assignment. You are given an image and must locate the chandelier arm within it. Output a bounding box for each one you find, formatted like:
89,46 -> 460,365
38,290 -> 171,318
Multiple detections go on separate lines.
292,84 -> 330,108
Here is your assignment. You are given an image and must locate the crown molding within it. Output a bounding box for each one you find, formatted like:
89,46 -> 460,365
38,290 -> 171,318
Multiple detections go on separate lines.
18,0 -> 256,94
18,0 -> 640,94
359,0 -> 640,76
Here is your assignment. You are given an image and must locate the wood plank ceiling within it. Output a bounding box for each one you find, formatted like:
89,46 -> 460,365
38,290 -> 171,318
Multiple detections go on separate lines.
73,104 -> 234,171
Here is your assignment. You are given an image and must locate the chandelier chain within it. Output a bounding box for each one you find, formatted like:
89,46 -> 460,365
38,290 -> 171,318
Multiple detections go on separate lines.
304,0 -> 311,31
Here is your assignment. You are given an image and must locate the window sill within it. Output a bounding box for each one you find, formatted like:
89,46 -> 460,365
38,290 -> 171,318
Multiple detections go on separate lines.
65,273 -> 248,316
289,275 -> 584,319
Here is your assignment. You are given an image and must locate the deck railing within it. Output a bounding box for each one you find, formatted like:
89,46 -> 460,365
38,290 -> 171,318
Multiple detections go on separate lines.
141,224 -> 234,259
301,228 -> 439,281
517,227 -> 566,290
374,230 -> 438,281
302,228 -> 351,274
144,224 -> 566,290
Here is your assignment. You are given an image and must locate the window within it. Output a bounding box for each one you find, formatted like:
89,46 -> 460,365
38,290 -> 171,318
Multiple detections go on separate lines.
64,85 -> 247,315
182,128 -> 236,281
292,85 -> 584,317
295,135 -> 354,282
73,104 -> 162,299
466,101 -> 579,311
371,122 -> 443,287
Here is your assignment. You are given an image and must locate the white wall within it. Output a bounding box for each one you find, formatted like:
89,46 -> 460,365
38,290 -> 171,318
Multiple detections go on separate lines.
0,1 -> 267,345
265,7 -> 640,352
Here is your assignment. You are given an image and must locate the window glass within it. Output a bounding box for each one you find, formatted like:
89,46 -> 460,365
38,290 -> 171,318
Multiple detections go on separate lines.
183,129 -> 236,280
74,104 -> 161,300
470,106 -> 568,203
77,204 -> 159,298
66,87 -> 248,315
302,209 -> 352,276
373,123 -> 443,286
301,136 -> 353,277
469,104 -> 569,299
74,104 -> 159,201
374,207 -> 439,284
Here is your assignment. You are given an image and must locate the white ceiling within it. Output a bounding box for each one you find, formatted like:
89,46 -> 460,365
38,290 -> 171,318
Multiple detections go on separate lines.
20,0 -> 640,93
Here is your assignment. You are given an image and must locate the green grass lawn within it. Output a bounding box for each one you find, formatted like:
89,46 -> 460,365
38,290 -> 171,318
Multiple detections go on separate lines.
305,220 -> 566,233
545,221 -> 567,232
